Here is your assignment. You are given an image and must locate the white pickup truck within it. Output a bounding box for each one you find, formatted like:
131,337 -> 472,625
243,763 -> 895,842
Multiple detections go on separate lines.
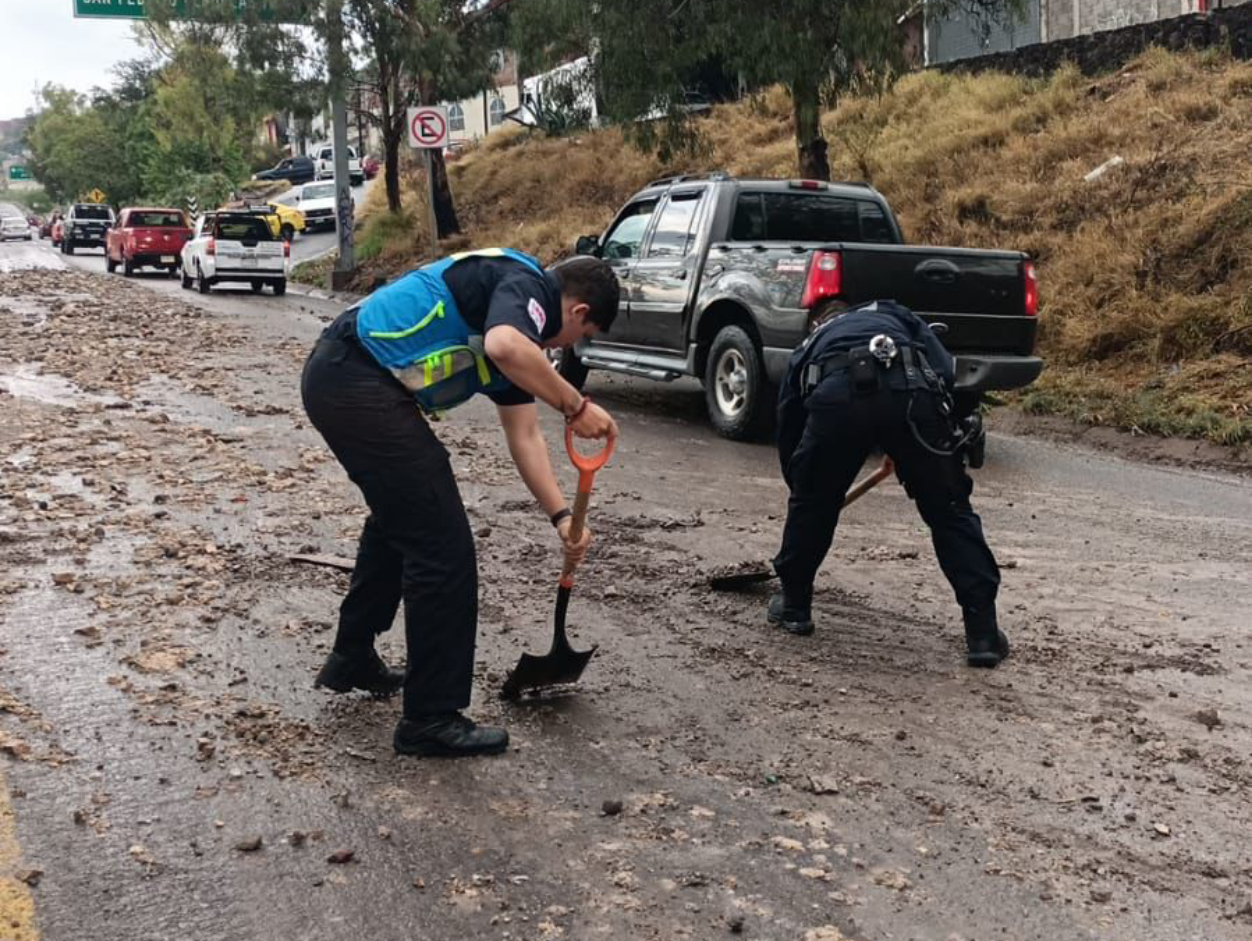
180,211 -> 288,296
311,143 -> 364,186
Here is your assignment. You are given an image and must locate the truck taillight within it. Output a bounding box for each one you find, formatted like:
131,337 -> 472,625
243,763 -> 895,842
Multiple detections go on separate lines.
206,237 -> 216,257
1023,260 -> 1038,317
801,251 -> 842,309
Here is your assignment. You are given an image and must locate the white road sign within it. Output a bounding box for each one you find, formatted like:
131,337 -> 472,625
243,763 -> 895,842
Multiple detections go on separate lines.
407,107 -> 450,149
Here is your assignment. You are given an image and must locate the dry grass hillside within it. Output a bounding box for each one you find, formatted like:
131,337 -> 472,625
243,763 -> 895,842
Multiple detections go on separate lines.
322,48 -> 1252,445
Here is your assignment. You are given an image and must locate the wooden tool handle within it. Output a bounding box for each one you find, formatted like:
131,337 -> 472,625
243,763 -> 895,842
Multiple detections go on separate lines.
560,490 -> 592,585
841,458 -> 894,509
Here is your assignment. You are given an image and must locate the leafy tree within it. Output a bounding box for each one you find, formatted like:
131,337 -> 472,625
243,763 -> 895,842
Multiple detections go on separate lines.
346,0 -> 510,235
25,86 -> 129,205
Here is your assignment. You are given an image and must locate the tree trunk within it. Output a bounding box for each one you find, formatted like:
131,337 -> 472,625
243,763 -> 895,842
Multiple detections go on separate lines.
383,123 -> 402,213
430,148 -> 460,237
791,76 -> 830,181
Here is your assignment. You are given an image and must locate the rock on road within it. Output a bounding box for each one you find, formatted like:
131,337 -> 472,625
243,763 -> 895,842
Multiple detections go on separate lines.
1,237 -> 1250,941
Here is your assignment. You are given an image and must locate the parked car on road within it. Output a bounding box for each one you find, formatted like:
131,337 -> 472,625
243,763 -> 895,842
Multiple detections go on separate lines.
311,143 -> 363,186
293,181 -> 340,232
1,214 -> 32,241
61,202 -> 116,255
362,155 -> 380,180
26,214 -> 42,229
180,211 -> 288,296
568,173 -> 1042,439
106,207 -> 192,277
252,155 -> 316,185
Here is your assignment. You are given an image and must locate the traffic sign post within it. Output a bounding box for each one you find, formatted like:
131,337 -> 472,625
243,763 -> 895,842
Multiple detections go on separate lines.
86,188 -> 108,204
407,107 -> 449,253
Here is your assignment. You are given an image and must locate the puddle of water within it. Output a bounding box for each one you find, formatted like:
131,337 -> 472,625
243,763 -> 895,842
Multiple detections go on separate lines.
0,364 -> 121,408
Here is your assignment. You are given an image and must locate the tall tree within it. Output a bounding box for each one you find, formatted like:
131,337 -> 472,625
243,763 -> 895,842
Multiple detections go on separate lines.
346,0 -> 508,234
589,0 -> 1026,179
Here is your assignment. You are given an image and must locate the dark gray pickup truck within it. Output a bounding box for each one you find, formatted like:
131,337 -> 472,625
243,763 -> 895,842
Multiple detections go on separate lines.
565,173 -> 1042,439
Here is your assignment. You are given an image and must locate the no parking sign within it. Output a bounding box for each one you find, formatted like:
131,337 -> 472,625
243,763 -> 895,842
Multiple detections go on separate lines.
407,107 -> 449,149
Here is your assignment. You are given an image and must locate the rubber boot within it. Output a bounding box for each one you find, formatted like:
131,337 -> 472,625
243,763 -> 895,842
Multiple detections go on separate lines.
767,588 -> 815,636
394,712 -> 509,758
964,607 -> 1009,668
315,648 -> 405,697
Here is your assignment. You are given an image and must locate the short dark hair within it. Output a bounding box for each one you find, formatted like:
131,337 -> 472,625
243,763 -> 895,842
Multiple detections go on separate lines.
551,256 -> 620,331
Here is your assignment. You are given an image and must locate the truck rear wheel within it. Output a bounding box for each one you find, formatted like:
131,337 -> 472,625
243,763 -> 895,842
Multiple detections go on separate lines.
704,325 -> 775,441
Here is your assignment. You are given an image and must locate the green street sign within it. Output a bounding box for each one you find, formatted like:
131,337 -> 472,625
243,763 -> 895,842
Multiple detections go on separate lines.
73,0 -> 152,17
8,166 -> 30,181
72,1 -> 308,21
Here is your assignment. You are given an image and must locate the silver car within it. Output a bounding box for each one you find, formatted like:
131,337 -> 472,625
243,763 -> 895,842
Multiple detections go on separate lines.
1,215 -> 32,241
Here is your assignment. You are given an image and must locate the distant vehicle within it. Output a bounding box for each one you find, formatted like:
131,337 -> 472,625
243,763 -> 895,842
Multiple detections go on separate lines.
264,200 -> 306,241
218,199 -> 305,242
311,143 -> 363,186
61,202 -> 115,255
362,155 -> 381,180
293,181 -> 339,232
569,173 -> 1042,439
1,215 -> 32,241
252,154 -> 316,185
106,207 -> 192,277
180,211 -> 288,296
40,212 -> 61,239
26,214 -> 42,228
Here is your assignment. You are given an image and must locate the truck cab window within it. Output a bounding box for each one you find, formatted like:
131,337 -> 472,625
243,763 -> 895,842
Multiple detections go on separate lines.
602,200 -> 657,260
647,192 -> 704,258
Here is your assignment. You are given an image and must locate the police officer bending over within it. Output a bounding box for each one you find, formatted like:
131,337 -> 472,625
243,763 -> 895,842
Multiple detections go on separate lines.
769,300 -> 1008,668
301,249 -> 620,757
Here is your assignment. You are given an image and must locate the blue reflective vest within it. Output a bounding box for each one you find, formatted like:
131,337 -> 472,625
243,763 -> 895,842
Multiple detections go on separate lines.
355,248 -> 545,414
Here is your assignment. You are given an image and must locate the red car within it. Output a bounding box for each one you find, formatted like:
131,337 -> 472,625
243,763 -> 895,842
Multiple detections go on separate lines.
362,155 -> 381,180
106,207 -> 193,277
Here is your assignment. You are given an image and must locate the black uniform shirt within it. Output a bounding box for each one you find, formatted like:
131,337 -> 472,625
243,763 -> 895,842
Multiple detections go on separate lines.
441,255 -> 563,407
777,300 -> 956,465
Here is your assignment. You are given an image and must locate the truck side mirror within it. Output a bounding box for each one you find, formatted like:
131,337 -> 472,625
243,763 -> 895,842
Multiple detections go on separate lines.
575,235 -> 601,257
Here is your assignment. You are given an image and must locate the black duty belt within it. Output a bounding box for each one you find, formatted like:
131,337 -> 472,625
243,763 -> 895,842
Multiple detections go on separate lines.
802,344 -> 942,397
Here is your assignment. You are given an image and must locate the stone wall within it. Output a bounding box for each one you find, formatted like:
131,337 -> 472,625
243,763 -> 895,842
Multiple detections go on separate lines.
941,3 -> 1252,76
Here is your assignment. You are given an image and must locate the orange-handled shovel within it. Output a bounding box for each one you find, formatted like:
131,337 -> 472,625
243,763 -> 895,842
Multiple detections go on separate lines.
501,426 -> 616,700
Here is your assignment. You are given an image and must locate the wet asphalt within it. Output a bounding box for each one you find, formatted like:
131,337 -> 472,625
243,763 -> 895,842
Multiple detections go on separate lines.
1,237 -> 1250,941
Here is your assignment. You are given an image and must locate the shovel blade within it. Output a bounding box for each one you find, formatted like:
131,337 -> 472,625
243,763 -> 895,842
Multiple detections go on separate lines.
501,645 -> 598,700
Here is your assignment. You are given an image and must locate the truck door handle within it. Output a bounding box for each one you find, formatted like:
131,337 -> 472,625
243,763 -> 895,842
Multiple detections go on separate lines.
916,259 -> 960,284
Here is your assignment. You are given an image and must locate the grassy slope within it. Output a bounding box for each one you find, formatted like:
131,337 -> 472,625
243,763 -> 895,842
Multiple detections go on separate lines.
335,48 -> 1252,445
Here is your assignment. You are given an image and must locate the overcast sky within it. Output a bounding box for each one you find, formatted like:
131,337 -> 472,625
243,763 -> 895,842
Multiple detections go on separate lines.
1,4 -> 146,121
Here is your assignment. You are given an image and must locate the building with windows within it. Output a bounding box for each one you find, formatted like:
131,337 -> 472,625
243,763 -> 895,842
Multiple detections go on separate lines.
926,0 -> 1244,64
441,50 -> 522,144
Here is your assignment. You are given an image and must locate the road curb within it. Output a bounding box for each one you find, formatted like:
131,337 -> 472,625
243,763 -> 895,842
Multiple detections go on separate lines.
286,280 -> 364,306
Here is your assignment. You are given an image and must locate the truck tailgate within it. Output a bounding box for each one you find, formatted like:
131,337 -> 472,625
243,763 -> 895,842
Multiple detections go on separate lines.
838,245 -> 1035,355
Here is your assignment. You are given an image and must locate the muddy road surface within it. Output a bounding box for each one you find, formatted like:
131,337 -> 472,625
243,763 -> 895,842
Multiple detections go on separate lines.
1,243 -> 1250,941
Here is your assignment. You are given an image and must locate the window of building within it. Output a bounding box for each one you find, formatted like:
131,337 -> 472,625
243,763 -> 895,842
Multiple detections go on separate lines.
448,103 -> 465,133
489,97 -> 506,127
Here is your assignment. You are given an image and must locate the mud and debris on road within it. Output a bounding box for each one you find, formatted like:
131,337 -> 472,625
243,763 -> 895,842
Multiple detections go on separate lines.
1,261 -> 1250,940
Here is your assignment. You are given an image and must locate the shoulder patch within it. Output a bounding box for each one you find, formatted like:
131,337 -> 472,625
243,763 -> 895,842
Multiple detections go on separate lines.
527,297 -> 547,333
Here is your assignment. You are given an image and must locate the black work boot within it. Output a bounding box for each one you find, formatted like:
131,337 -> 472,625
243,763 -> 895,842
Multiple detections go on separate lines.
314,648 -> 405,697
767,591 -> 815,636
394,712 -> 509,758
964,608 -> 1009,668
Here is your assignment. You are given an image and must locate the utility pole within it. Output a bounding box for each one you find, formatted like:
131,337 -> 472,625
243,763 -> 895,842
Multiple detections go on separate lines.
327,0 -> 355,290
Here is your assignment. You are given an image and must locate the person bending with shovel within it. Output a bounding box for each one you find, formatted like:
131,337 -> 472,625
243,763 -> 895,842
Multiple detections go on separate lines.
301,249 -> 619,757
769,300 -> 1006,668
